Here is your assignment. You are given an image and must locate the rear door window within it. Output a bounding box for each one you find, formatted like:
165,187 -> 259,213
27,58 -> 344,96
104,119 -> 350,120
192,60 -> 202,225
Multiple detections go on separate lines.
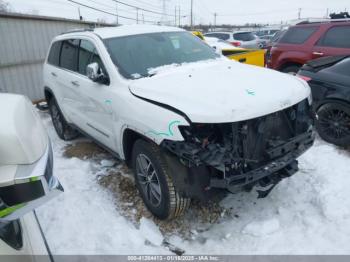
279,27 -> 318,44
317,26 -> 350,48
60,39 -> 80,72
47,41 -> 61,66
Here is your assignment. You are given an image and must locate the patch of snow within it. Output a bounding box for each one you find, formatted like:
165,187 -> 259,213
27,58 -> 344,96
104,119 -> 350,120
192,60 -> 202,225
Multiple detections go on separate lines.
139,217 -> 164,246
242,218 -> 280,237
100,159 -> 116,167
35,112 -> 170,255
36,111 -> 350,255
145,57 -> 227,77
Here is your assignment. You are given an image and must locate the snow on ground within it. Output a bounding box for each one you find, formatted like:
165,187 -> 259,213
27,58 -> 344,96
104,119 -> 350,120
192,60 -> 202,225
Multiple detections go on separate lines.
36,111 -> 350,255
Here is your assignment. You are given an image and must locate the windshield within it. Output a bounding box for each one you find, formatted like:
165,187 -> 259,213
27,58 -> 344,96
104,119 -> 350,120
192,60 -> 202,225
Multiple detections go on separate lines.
104,31 -> 218,79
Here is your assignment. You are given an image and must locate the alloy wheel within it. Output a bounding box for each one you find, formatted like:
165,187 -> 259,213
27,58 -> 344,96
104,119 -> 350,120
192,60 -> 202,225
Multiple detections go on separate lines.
135,154 -> 162,207
318,108 -> 350,140
51,103 -> 63,135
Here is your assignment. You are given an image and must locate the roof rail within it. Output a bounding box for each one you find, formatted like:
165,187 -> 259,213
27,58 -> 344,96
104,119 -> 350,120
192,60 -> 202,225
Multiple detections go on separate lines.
295,17 -> 350,25
60,28 -> 94,35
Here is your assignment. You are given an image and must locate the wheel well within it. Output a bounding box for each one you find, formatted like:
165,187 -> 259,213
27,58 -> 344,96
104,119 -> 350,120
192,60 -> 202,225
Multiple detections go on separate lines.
279,62 -> 302,72
316,98 -> 350,111
122,129 -> 149,167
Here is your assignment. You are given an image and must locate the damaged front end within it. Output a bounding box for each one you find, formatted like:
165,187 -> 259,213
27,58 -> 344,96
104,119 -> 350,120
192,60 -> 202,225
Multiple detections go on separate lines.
161,99 -> 315,200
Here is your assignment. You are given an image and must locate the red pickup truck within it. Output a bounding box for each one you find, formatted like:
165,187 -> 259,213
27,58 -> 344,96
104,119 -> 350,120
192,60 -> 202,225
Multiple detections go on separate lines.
268,20 -> 350,73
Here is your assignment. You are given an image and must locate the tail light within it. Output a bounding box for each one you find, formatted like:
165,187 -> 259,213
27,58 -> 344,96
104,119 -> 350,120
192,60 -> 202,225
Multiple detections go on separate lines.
297,74 -> 312,82
231,41 -> 241,47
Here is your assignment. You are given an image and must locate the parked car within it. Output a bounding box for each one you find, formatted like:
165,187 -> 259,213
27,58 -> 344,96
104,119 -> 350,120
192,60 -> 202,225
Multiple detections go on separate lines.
0,94 -> 63,257
298,55 -> 350,147
204,36 -> 266,67
204,31 -> 260,49
265,29 -> 287,57
191,30 -> 205,40
254,29 -> 281,38
44,25 -> 314,220
268,20 -> 350,73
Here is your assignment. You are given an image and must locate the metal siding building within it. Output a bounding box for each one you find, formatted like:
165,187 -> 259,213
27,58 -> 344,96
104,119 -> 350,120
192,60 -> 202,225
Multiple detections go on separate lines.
0,12 -> 113,101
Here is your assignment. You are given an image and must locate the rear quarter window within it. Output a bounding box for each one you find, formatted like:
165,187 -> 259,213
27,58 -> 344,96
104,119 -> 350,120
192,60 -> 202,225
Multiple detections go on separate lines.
317,26 -> 350,48
47,41 -> 62,66
279,26 -> 318,44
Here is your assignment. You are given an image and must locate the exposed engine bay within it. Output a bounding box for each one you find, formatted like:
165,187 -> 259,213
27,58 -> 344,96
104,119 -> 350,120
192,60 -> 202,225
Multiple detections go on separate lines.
161,99 -> 315,199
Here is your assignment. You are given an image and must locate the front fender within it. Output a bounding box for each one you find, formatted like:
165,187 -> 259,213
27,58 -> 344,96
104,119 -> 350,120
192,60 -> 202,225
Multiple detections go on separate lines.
117,92 -> 190,158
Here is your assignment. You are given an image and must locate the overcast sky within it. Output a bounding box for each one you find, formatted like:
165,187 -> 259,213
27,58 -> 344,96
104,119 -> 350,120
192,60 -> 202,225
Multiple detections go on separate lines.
5,0 -> 350,25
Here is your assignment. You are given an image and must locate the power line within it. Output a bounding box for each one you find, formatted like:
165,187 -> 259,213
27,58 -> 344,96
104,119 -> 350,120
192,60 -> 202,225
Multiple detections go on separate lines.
66,0 -> 159,23
84,0 -> 164,19
109,0 -> 175,17
130,0 -> 164,11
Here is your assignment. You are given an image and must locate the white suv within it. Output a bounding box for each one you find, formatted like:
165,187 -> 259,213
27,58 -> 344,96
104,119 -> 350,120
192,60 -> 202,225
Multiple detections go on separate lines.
43,25 -> 314,220
0,94 -> 63,257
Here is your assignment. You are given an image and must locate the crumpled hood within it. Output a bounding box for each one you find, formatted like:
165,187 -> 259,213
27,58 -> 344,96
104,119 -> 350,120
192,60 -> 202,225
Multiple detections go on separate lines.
129,59 -> 311,123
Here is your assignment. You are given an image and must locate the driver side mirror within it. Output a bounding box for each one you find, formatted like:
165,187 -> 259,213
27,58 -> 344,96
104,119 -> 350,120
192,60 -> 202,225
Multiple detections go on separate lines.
86,62 -> 109,85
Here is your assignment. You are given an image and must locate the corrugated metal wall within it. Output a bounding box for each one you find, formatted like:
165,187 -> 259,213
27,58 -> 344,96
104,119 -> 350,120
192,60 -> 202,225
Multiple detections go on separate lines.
0,13 -> 113,101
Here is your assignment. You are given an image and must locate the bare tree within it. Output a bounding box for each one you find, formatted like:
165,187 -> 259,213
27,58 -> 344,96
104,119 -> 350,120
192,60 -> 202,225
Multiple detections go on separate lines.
0,0 -> 10,12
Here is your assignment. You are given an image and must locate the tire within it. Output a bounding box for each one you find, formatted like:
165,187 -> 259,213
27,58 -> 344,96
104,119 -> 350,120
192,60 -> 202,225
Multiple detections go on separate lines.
281,65 -> 301,75
48,98 -> 79,141
316,101 -> 350,147
132,139 -> 190,220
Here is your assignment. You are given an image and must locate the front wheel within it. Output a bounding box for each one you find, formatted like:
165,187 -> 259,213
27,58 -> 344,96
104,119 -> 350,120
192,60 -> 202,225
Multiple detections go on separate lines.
48,98 -> 79,141
132,140 -> 190,220
316,101 -> 350,147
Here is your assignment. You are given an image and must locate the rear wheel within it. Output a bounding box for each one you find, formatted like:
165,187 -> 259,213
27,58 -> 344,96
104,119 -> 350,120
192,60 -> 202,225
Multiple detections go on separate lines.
316,101 -> 350,147
48,98 -> 79,141
132,140 -> 190,220
281,65 -> 301,75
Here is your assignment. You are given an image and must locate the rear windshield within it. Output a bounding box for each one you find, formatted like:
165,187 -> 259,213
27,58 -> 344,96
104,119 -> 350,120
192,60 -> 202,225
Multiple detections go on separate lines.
279,26 -> 318,44
233,32 -> 255,41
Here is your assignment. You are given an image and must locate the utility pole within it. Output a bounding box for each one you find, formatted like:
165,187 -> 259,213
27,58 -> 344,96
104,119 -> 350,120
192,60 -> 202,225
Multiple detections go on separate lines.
116,3 -> 119,25
142,13 -> 145,24
175,6 -> 177,26
298,8 -> 302,19
78,7 -> 82,20
178,6 -> 181,27
214,13 -> 217,28
326,8 -> 329,18
136,8 -> 139,24
160,0 -> 168,25
190,0 -> 193,29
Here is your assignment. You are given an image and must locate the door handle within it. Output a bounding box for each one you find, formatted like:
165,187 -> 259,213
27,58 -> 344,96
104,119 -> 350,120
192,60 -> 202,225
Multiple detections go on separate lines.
313,52 -> 324,56
51,72 -> 57,77
71,81 -> 80,87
